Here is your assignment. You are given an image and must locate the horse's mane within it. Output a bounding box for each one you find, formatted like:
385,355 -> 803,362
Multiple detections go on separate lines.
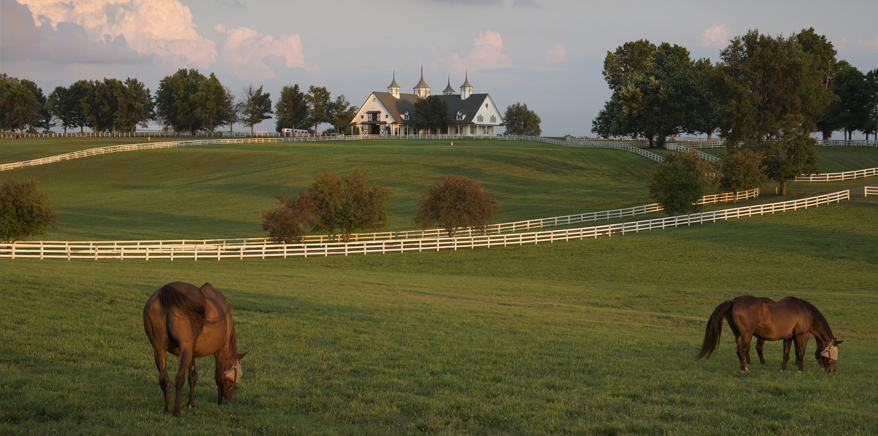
157,284 -> 206,329
797,297 -> 834,338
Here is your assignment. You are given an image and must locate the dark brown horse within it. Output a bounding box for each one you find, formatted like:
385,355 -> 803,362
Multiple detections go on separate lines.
143,282 -> 246,416
695,296 -> 841,373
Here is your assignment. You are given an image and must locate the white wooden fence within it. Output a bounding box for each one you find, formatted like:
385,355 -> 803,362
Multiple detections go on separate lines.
0,189 -> 845,261
665,144 -> 723,162
792,168 -> 878,182
865,186 -> 878,197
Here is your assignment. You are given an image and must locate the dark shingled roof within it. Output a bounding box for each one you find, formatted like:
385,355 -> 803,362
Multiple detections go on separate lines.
372,92 -> 497,125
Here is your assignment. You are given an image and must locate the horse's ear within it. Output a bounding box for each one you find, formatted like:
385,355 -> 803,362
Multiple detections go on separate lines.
835,340 -> 843,346
238,351 -> 248,360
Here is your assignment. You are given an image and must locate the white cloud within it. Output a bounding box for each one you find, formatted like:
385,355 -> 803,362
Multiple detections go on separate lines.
859,35 -> 878,48
18,0 -> 217,68
441,30 -> 512,74
545,43 -> 566,64
701,23 -> 732,48
215,26 -> 318,80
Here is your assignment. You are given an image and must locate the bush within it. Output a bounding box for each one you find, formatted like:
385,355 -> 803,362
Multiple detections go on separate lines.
0,176 -> 59,242
262,169 -> 392,243
414,175 -> 500,237
647,161 -> 703,216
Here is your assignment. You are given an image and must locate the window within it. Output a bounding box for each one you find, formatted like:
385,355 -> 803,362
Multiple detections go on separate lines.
485,103 -> 488,109
477,115 -> 484,122
490,115 -> 496,123
456,111 -> 464,121
385,114 -> 389,119
402,111 -> 409,121
360,115 -> 364,119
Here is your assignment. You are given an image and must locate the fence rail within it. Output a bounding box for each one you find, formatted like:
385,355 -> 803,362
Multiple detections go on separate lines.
793,168 -> 878,182
865,186 -> 878,197
0,189 -> 844,261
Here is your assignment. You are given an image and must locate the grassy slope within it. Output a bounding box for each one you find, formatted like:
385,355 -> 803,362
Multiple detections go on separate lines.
0,137 -> 172,164
2,197 -> 877,435
3,140 -> 658,240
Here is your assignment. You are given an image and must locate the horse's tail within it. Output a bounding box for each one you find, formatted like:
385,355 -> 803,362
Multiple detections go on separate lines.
695,300 -> 733,361
156,283 -> 206,329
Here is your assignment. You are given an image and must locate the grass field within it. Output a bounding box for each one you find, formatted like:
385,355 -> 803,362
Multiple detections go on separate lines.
2,138 -> 878,434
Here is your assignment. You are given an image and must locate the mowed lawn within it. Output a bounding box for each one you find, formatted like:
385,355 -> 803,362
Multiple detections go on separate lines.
1,139 -> 878,434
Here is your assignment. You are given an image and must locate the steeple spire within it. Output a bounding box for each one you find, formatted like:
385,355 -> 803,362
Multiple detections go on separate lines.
388,70 -> 400,98
414,66 -> 431,98
460,70 -> 473,100
443,75 -> 455,95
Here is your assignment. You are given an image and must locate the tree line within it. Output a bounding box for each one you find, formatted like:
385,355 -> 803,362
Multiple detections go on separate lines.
592,28 -> 878,145
0,70 -> 359,136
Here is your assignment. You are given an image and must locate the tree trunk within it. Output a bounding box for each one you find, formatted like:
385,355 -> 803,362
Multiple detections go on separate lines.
251,124 -> 254,137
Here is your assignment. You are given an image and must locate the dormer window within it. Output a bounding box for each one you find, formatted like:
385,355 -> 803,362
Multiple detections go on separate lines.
456,111 -> 464,121
402,111 -> 409,121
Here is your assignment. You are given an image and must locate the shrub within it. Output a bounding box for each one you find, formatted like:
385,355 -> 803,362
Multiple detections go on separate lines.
0,176 -> 59,242
414,175 -> 500,237
647,161 -> 703,216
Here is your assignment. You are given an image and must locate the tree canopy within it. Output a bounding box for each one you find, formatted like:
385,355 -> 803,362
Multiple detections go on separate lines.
503,102 -> 542,136
275,84 -> 310,132
647,160 -> 704,216
241,84 -> 273,136
413,96 -> 450,134
414,175 -> 500,237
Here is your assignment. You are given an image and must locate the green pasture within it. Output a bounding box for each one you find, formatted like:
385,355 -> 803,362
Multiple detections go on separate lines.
1,138 -> 878,434
2,197 -> 878,435
0,137 -> 180,164
1,138 -> 877,242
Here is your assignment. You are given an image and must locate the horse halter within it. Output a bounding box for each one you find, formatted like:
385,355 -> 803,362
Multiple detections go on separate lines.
819,345 -> 838,362
223,360 -> 243,388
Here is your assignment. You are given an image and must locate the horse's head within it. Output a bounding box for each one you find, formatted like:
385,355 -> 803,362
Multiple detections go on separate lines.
221,351 -> 248,403
816,340 -> 841,373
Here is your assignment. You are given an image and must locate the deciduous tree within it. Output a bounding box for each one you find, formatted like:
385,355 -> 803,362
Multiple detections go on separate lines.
0,76 -> 41,134
193,73 -> 227,135
0,176 -> 59,243
761,115 -> 819,195
413,95 -> 450,134
718,148 -> 766,203
305,86 -> 332,134
305,169 -> 391,242
414,175 -> 500,237
503,102 -> 541,136
155,69 -> 207,134
262,194 -> 314,244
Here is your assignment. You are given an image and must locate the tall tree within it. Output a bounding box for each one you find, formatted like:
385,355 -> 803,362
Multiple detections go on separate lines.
155,69 -> 207,134
329,94 -> 357,135
115,78 -> 154,133
193,73 -> 228,135
68,80 -> 91,133
274,84 -> 310,133
221,86 -> 242,133
717,29 -> 837,146
413,95 -> 450,134
647,160 -> 703,216
48,86 -> 75,134
865,69 -> 878,141
593,40 -> 709,147
819,64 -> 870,141
241,84 -> 273,136
0,77 -> 41,134
503,102 -> 542,136
305,86 -> 332,134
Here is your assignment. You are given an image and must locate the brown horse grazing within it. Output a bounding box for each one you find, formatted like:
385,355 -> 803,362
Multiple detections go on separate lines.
695,296 -> 841,373
143,282 -> 247,417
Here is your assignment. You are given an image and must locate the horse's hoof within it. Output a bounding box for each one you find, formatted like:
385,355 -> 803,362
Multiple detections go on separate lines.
798,371 -> 803,374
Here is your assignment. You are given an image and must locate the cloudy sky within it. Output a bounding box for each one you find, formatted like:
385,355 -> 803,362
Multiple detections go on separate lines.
2,0 -> 877,137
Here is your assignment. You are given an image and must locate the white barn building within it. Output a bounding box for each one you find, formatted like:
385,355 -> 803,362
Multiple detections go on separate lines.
352,69 -> 503,136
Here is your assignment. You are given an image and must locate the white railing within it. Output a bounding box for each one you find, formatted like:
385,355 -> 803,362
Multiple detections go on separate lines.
665,144 -> 723,162
0,188 -> 843,261
792,168 -> 878,182
865,186 -> 878,197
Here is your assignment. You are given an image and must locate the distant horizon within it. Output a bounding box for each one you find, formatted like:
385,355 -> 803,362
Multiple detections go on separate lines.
2,0 -> 876,139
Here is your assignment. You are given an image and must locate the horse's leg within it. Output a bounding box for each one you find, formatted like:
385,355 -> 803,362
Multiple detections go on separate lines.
794,333 -> 811,373
756,339 -> 766,364
173,348 -> 194,417
187,360 -> 198,409
780,339 -> 792,372
735,333 -> 751,372
151,346 -> 171,414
